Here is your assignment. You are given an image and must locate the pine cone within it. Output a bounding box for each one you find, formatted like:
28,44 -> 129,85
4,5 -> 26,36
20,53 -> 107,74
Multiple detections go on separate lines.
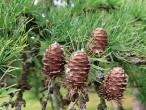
88,28 -> 108,55
103,67 -> 128,101
66,51 -> 90,89
43,43 -> 65,78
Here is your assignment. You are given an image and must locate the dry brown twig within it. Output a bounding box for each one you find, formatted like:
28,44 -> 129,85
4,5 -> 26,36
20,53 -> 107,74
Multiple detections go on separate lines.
68,99 -> 78,110
1,92 -> 16,110
42,79 -> 54,110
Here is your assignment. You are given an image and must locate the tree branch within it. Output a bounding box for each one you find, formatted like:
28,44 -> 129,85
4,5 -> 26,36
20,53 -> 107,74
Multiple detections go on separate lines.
94,81 -> 107,110
78,91 -> 89,110
52,82 -> 63,110
68,99 -> 78,110
111,55 -> 146,65
1,91 -> 16,110
42,79 -> 54,110
15,101 -> 26,110
15,46 -> 39,110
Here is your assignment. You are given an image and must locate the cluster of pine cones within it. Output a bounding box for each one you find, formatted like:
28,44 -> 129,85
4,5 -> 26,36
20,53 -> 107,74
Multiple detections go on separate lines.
42,28 -> 128,101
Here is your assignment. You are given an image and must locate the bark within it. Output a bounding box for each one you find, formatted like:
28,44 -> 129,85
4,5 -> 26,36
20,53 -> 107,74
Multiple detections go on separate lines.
68,99 -> 78,110
133,88 -> 146,110
78,92 -> 89,110
15,52 -> 32,110
42,79 -> 54,110
94,81 -> 107,110
1,92 -> 16,110
42,80 -> 63,110
115,100 -> 124,110
93,69 -> 107,110
108,54 -> 146,65
52,82 -> 62,110
52,82 -> 63,110
15,46 -> 39,110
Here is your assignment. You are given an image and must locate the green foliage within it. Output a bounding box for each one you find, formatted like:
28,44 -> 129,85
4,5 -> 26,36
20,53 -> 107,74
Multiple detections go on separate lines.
0,84 -> 19,98
0,0 -> 145,109
0,38 -> 27,101
0,0 -> 33,102
41,0 -> 145,56
121,64 -> 146,104
0,38 -> 27,71
0,0 -> 38,73
40,0 -> 145,104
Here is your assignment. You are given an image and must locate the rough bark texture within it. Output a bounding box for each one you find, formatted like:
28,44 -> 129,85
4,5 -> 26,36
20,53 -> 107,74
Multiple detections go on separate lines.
1,92 -> 16,110
15,53 -> 32,110
109,53 -> 146,65
94,81 -> 107,110
15,46 -> 39,110
78,92 -> 89,110
52,82 -> 63,110
68,99 -> 78,110
42,79 -> 54,110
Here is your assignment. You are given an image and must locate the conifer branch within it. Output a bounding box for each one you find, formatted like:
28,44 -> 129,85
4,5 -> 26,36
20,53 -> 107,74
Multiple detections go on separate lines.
111,55 -> 146,65
1,92 -> 16,110
68,99 -> 78,110
42,79 -> 54,110
94,81 -> 107,110
15,46 -> 39,110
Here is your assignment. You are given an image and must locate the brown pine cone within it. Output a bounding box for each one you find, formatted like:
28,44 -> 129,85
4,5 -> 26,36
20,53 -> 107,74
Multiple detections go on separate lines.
103,67 -> 128,101
43,43 -> 65,78
66,51 -> 90,89
88,28 -> 108,55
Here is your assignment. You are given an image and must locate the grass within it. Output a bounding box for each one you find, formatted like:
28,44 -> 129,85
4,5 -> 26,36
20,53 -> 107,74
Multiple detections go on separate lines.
1,88 -> 133,110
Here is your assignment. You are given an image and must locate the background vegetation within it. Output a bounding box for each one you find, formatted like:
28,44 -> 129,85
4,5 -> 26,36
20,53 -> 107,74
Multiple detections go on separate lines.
0,0 -> 145,110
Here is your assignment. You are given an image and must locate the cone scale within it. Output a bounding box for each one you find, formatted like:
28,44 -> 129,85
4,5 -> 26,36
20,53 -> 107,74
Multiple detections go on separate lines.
88,28 -> 108,55
66,51 -> 90,91
43,43 -> 65,78
102,67 -> 128,101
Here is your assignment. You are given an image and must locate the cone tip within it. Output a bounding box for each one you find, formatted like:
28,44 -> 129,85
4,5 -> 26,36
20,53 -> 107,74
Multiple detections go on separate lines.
113,67 -> 125,72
